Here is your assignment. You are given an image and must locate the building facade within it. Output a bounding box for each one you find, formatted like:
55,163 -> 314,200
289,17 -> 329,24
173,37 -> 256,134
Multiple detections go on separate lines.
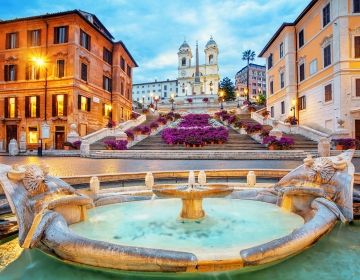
0,10 -> 137,150
132,79 -> 178,104
259,0 -> 360,140
177,37 -> 220,96
235,63 -> 266,100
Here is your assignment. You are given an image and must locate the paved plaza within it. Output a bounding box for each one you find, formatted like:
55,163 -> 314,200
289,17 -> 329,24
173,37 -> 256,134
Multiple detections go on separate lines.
0,156 -> 359,177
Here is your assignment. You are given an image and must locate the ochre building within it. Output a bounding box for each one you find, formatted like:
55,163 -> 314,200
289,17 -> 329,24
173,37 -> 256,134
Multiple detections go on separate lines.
259,0 -> 360,140
0,10 -> 137,150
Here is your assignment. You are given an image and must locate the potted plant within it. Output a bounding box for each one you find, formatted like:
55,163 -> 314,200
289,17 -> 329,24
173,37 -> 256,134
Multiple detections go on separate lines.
106,119 -> 116,128
130,112 -> 140,120
125,130 -> 134,141
263,136 -> 278,150
141,126 -> 151,135
284,116 -> 298,125
186,98 -> 193,104
332,138 -> 357,150
63,142 -> 73,150
262,110 -> 270,119
150,122 -> 159,132
202,97 -> 209,104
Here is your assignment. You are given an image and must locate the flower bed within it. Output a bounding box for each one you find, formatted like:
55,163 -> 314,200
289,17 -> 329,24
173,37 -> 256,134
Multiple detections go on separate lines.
161,113 -> 229,146
104,140 -> 128,150
263,136 -> 295,150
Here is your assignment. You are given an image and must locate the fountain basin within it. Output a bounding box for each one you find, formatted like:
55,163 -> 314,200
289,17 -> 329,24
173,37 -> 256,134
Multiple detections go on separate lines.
152,184 -> 233,219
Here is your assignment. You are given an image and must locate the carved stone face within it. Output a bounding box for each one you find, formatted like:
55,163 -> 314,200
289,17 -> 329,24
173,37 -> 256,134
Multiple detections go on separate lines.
307,158 -> 336,184
23,165 -> 48,196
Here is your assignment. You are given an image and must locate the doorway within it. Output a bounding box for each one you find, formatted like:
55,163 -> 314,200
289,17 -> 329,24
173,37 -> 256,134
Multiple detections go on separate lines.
54,126 -> 65,149
6,125 -> 17,150
356,120 -> 360,145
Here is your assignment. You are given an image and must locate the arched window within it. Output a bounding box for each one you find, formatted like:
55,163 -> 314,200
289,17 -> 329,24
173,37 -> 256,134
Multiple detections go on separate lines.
181,57 -> 186,66
209,54 -> 214,64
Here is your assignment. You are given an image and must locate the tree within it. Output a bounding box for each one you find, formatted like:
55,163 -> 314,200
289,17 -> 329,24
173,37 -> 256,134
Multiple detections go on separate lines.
242,50 -> 256,102
219,77 -> 236,101
257,93 -> 266,106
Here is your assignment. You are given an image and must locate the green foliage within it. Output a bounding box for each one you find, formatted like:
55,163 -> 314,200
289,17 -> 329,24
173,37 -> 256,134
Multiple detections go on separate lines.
257,93 -> 266,105
219,77 -> 236,101
242,49 -> 256,102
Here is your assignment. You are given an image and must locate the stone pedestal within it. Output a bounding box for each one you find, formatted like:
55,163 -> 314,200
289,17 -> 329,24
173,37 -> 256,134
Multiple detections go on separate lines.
318,138 -> 330,157
8,139 -> 19,156
19,132 -> 26,152
67,124 -> 80,143
145,172 -> 154,189
180,198 -> 205,220
80,140 -> 90,157
198,170 -> 207,185
90,176 -> 100,193
247,171 -> 256,187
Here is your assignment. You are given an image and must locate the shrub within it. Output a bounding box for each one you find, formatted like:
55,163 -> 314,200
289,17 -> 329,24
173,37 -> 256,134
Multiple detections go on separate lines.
125,130 -> 134,140
245,124 -> 263,134
130,112 -> 140,120
140,126 -> 151,135
150,122 -> 159,130
157,117 -> 167,125
234,121 -> 246,129
284,116 -> 298,125
104,140 -> 128,150
263,136 -> 295,150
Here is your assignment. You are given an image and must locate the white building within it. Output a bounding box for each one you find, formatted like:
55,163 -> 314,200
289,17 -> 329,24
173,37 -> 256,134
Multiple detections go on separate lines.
132,79 -> 178,104
177,37 -> 220,97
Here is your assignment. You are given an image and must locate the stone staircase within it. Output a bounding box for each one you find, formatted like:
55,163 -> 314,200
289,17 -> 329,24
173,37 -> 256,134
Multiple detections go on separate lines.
90,114 -> 158,150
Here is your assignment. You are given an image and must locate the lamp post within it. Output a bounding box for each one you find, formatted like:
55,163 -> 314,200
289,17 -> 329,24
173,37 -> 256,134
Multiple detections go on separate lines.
219,90 -> 224,110
142,95 -> 145,109
170,93 -> 175,111
154,95 -> 159,110
236,92 -> 240,108
244,88 -> 248,103
33,56 -> 47,157
150,93 -> 153,106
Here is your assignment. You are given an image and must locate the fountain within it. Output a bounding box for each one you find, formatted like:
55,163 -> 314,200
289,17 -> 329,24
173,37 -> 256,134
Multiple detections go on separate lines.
152,171 -> 233,220
0,150 -> 356,274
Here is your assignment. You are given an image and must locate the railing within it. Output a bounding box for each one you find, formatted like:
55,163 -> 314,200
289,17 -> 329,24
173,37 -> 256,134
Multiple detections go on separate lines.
251,111 -> 330,142
81,115 -> 146,145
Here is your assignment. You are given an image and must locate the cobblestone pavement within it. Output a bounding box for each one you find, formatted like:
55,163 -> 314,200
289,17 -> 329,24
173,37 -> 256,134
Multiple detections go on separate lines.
0,156 -> 359,177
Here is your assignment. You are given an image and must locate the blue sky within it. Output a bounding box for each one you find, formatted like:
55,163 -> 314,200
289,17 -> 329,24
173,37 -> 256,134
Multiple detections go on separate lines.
0,0 -> 309,83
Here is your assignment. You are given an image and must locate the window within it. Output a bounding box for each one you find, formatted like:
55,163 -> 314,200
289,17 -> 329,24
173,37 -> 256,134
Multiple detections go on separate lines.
280,72 -> 285,89
324,84 -> 332,102
57,60 -> 65,78
298,30 -> 304,48
298,96 -> 306,110
120,82 -> 124,95
78,95 -> 91,112
279,42 -> 284,58
4,97 -> 17,118
281,101 -> 285,114
270,81 -> 274,95
323,3 -> 331,27
4,65 -> 17,81
209,54 -> 214,64
267,53 -> 273,69
181,57 -> 186,66
356,79 -> 360,97
52,94 -> 67,117
270,106 -> 274,118
25,64 -> 40,80
252,89 -> 257,95
25,96 -> 40,118
120,57 -> 125,71
28,127 -> 38,144
299,63 -> 305,82
323,45 -> 332,67
103,76 -> 112,92
164,85 -> 167,90
309,59 -> 318,75
80,29 -> 91,50
354,0 -> 360,13
6,32 -> 18,49
103,48 -> 112,64
103,104 -> 112,117
54,26 -> 68,44
127,64 -> 132,77
28,29 -> 41,46
355,36 -> 360,58
81,63 -> 88,81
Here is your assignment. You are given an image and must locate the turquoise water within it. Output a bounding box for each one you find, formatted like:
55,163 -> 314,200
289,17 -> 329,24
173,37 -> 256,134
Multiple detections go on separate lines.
70,199 -> 304,255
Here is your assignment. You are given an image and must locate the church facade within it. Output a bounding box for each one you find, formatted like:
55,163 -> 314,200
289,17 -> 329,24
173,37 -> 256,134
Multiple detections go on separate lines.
177,37 -> 220,97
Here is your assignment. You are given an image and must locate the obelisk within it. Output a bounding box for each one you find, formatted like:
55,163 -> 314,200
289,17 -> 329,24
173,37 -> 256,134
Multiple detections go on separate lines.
193,41 -> 201,95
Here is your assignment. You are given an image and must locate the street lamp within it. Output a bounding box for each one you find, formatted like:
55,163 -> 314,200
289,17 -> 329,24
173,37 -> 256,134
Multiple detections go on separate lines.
170,93 -> 175,111
244,88 -> 248,103
32,56 -> 48,157
219,90 -> 224,110
236,92 -> 240,108
154,95 -> 159,110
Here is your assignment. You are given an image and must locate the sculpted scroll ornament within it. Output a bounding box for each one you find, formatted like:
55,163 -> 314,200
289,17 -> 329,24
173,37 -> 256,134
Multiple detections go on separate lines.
23,165 -> 48,196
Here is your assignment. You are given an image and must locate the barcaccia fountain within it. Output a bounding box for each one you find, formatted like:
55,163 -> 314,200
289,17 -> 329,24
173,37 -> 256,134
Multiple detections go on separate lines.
0,150 -> 355,273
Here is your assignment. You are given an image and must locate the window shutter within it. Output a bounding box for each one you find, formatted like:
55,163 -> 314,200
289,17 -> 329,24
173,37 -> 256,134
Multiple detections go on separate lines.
14,65 -> 17,81
103,76 -> 106,90
54,27 -> 58,44
102,104 -> 105,116
25,96 -> 30,118
5,34 -> 9,49
64,26 -> 69,43
4,65 -> 8,81
78,95 -> 81,110
88,35 -> 91,51
25,64 -> 29,80
14,97 -> 18,117
355,36 -> 360,58
36,96 -> 40,118
27,31 -> 31,47
87,97 -> 91,112
356,79 -> 360,97
15,32 -> 19,48
4,97 -> 8,118
63,95 -> 68,116
52,95 -> 57,117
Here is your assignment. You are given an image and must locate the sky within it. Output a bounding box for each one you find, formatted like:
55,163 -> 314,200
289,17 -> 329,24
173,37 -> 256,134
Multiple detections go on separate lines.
0,0 -> 310,83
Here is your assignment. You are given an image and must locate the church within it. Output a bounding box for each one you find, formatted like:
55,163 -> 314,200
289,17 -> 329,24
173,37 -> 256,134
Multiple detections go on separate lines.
177,37 -> 220,97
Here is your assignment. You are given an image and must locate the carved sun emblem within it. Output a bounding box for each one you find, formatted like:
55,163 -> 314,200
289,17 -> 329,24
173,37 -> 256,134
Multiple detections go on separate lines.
307,157 -> 336,184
